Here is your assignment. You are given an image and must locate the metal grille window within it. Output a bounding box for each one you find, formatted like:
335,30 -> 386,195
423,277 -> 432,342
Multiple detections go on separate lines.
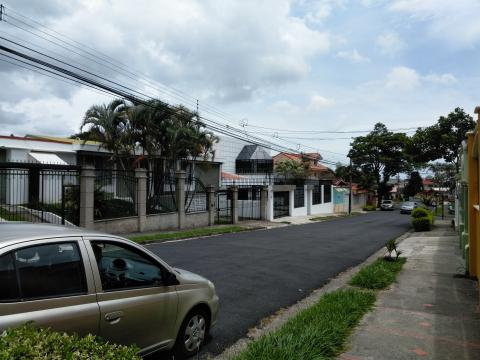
312,184 -> 322,205
322,183 -> 332,203
294,186 -> 305,208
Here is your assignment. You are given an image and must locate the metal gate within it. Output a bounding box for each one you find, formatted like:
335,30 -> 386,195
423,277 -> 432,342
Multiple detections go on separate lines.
215,189 -> 232,224
238,186 -> 261,220
273,191 -> 290,219
0,163 -> 80,226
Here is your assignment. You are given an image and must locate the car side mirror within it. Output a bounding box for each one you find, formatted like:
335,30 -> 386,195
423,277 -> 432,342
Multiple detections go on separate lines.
162,271 -> 179,286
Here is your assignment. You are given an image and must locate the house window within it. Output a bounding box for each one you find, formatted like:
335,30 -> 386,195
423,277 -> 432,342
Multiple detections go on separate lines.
323,184 -> 332,203
294,186 -> 304,208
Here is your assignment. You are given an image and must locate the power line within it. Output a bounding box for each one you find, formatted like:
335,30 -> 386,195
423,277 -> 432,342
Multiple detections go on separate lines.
0,7 -> 347,164
0,40 -> 340,165
2,6 -> 243,124
244,124 -> 421,134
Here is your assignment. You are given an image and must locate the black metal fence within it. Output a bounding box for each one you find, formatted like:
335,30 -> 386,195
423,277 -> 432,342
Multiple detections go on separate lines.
215,189 -> 232,224
294,185 -> 305,208
185,177 -> 208,213
0,165 -> 80,225
313,184 -> 322,205
147,172 -> 177,214
94,170 -> 136,220
273,191 -> 290,218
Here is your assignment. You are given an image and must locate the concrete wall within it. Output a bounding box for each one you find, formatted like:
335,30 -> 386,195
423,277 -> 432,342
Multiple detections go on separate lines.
311,201 -> 334,214
145,212 -> 178,232
93,216 -> 139,234
185,211 -> 209,228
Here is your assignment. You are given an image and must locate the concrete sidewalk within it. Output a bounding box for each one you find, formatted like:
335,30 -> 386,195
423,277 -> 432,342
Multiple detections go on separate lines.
340,221 -> 480,360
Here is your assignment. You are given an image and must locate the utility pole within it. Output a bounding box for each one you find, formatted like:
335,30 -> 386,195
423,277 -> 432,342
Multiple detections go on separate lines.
348,157 -> 352,214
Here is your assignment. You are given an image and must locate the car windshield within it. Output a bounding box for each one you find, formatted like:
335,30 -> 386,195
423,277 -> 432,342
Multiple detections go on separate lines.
403,202 -> 414,206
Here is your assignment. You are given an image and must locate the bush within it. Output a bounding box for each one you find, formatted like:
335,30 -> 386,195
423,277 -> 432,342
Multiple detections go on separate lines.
411,207 -> 430,218
0,325 -> 140,360
412,217 -> 431,231
363,204 -> 377,211
411,207 -> 434,231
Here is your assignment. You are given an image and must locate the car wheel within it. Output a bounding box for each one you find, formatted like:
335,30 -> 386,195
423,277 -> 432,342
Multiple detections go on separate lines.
174,308 -> 209,359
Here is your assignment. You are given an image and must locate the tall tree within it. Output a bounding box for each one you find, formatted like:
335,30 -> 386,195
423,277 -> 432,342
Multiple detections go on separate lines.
403,171 -> 423,199
80,99 -> 132,169
408,107 -> 475,171
348,123 -> 409,206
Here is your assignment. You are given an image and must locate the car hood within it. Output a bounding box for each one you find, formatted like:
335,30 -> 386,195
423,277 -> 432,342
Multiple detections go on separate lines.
174,267 -> 209,285
402,205 -> 414,209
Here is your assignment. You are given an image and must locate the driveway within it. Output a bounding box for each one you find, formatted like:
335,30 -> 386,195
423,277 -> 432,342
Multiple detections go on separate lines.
146,211 -> 411,357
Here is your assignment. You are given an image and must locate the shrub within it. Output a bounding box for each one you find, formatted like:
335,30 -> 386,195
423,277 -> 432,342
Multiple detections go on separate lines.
411,207 -> 434,231
412,217 -> 431,231
363,204 -> 376,211
411,207 -> 430,219
0,325 -> 140,360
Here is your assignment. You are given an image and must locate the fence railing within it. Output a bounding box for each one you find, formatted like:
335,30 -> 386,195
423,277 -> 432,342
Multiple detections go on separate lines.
185,178 -> 208,213
0,167 -> 80,225
147,173 -> 177,214
94,170 -> 136,220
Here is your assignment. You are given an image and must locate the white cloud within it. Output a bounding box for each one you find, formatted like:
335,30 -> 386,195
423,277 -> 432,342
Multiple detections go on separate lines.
376,32 -> 406,56
386,66 -> 420,90
385,67 -> 457,90
390,0 -> 480,48
308,95 -> 335,111
304,0 -> 346,23
423,73 -> 457,85
336,49 -> 370,63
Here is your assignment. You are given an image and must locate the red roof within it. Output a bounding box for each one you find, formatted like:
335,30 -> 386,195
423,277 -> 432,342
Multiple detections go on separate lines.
423,178 -> 433,185
221,171 -> 245,180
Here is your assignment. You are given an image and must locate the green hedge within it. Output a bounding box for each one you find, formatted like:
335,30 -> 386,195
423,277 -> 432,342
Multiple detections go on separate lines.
0,325 -> 140,360
411,207 -> 433,231
362,204 -> 376,211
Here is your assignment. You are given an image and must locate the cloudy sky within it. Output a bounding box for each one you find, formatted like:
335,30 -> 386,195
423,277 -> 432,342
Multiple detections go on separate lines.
0,0 -> 479,164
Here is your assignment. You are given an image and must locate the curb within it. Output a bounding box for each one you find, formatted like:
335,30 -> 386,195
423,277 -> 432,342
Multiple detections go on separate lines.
213,229 -> 412,360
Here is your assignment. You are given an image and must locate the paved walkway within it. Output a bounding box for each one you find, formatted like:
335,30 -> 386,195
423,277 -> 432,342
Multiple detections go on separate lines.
341,221 -> 480,360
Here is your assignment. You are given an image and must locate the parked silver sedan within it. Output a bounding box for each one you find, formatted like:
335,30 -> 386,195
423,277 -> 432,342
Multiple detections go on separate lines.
0,223 -> 219,359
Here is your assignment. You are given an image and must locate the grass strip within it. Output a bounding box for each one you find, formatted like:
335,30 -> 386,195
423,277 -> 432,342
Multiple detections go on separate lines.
349,257 -> 406,290
235,289 -> 376,360
129,225 -> 247,243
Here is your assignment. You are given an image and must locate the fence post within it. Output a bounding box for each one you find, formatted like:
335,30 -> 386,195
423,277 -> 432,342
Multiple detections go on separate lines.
135,168 -> 147,232
261,185 -> 269,220
207,185 -> 216,226
79,165 -> 95,229
176,170 -> 186,229
230,186 -> 239,224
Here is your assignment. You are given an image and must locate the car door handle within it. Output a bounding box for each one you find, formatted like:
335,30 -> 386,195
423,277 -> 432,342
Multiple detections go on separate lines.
105,311 -> 124,322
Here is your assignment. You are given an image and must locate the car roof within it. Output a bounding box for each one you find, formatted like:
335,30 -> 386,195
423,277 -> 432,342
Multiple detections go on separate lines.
0,223 -> 112,248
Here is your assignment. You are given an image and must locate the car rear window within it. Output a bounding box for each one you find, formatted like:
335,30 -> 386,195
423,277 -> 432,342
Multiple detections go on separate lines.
0,253 -> 20,302
1,242 -> 88,302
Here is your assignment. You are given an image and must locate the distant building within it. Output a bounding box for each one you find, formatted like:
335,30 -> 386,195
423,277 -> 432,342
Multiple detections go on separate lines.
272,152 -> 334,180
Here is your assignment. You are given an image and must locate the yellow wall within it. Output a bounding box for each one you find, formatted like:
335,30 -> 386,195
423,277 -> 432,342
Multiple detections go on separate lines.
467,132 -> 479,277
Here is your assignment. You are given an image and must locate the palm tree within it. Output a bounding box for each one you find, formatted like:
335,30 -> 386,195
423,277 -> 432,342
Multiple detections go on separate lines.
80,99 -> 132,169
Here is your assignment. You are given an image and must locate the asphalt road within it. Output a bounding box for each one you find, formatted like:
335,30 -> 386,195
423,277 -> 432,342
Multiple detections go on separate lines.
146,211 -> 411,358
